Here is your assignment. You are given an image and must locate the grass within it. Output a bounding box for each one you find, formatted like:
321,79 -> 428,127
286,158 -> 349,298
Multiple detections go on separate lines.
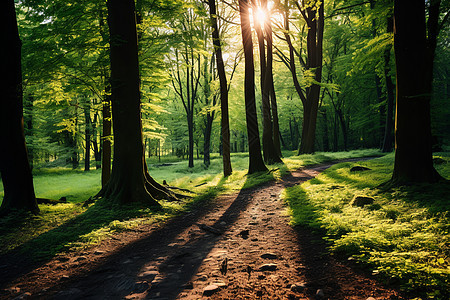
282,153 -> 450,299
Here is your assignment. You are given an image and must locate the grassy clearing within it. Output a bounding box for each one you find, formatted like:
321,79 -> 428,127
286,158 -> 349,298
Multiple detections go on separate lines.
282,153 -> 450,299
0,149 -> 380,261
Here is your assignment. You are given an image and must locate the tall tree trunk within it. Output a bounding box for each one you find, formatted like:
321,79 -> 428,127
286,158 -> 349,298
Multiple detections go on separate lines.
0,0 -> 39,215
258,0 -> 282,164
390,0 -> 442,184
208,0 -> 232,176
98,0 -> 173,206
101,89 -> 112,186
92,111 -> 102,169
239,0 -> 267,174
84,98 -> 91,172
382,17 -> 395,153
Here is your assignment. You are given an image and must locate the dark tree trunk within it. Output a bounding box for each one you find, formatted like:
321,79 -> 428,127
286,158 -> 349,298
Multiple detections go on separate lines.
258,0 -> 282,164
282,1 -> 324,155
239,0 -> 267,174
0,0 -> 39,215
92,111 -> 102,169
208,0 -> 232,177
101,90 -> 112,187
84,99 -> 91,172
98,0 -> 173,206
390,0 -> 442,184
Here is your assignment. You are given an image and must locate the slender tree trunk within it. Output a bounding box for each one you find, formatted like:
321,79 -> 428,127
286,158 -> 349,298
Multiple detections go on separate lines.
239,0 -> 267,174
92,111 -> 102,169
208,0 -> 232,176
84,98 -> 91,172
390,0 -> 442,184
101,89 -> 112,186
0,0 -> 39,215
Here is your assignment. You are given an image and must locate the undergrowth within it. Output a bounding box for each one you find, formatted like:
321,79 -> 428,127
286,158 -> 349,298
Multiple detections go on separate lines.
282,153 -> 450,299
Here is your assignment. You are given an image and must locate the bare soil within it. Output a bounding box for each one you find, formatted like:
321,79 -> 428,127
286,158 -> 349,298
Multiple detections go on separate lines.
0,161 -> 405,300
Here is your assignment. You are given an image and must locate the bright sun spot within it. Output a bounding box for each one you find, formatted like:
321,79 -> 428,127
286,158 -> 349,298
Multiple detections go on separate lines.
255,7 -> 266,24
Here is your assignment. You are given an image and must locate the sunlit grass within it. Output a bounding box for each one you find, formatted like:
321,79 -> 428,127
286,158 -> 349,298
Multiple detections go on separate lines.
282,153 -> 450,298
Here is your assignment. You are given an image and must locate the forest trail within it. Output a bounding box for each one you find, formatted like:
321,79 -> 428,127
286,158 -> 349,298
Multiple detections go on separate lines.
1,160 -> 403,300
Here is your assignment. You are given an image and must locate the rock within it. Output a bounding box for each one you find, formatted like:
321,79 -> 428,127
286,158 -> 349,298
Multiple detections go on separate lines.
138,270 -> 159,279
94,250 -> 105,255
315,289 -> 325,298
366,297 -> 376,300
351,196 -> 374,207
350,166 -> 372,172
261,253 -> 278,260
211,280 -> 227,288
61,275 -> 70,279
203,284 -> 219,296
290,282 -> 307,292
259,263 -> 277,271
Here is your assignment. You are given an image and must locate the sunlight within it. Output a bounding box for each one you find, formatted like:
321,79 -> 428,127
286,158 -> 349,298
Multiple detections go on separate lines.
255,7 -> 266,25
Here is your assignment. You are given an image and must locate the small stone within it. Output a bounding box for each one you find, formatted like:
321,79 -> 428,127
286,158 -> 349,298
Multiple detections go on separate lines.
94,250 -> 105,255
203,284 -> 219,296
261,253 -> 278,260
315,289 -> 325,298
290,282 -> 307,292
139,270 -> 158,278
351,196 -> 374,207
211,280 -> 227,288
61,275 -> 70,279
366,297 -> 376,300
259,263 -> 277,271
350,166 -> 372,172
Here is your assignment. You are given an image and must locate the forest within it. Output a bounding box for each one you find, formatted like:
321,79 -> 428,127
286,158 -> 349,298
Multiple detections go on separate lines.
0,0 -> 449,299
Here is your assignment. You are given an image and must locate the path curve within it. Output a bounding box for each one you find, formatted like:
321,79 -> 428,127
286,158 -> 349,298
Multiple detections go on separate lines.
1,159 -> 403,299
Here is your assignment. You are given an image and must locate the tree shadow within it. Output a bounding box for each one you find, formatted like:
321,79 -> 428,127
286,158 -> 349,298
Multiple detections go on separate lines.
0,172 -> 275,299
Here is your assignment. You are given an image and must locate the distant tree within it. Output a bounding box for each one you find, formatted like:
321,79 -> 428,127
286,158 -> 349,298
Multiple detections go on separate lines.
97,0 -> 174,205
0,0 -> 39,215
239,0 -> 268,173
207,0 -> 232,177
390,0 -> 445,184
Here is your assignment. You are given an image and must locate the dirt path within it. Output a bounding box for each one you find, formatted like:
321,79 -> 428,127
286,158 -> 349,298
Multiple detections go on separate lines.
1,161 -> 403,299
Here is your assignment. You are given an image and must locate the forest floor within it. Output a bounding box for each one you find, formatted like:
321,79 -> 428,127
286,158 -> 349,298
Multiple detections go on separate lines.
0,160 -> 405,300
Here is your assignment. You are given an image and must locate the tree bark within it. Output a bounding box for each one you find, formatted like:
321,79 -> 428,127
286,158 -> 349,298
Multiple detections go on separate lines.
0,0 -> 39,215
98,0 -> 173,206
239,0 -> 267,174
207,0 -> 232,177
101,88 -> 112,186
390,0 -> 442,184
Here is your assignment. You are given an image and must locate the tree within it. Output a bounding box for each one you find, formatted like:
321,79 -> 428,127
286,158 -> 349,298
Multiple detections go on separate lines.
254,0 -> 282,164
207,0 -> 232,177
390,0 -> 444,184
97,0 -> 174,205
0,0 -> 39,215
239,0 -> 268,174
281,0 -> 324,154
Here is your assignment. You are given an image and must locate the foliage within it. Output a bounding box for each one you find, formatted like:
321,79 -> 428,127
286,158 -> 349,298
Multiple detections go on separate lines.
282,153 -> 450,298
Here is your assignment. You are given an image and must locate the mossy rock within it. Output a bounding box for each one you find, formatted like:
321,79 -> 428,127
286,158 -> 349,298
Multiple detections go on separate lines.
350,196 -> 375,207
